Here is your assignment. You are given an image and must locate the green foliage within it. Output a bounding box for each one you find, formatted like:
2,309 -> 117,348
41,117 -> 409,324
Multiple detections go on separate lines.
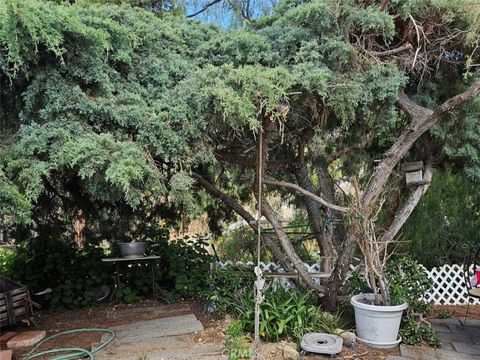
0,0 -> 428,231
402,171 -> 480,268
0,170 -> 32,226
165,239 -> 212,298
400,318 -> 441,347
224,321 -> 252,360
212,280 -> 343,343
3,238 -> 113,308
203,266 -> 256,315
1,228 -> 211,307
348,257 -> 440,347
213,227 -> 257,262
0,247 -> 16,276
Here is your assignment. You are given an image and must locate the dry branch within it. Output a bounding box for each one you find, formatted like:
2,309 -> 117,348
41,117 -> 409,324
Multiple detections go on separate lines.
263,179 -> 350,213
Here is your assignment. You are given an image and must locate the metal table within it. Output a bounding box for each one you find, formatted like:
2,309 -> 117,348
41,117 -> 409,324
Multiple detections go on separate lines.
101,256 -> 161,299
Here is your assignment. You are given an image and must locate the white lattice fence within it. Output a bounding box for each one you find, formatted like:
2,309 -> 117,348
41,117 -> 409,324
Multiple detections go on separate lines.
422,264 -> 480,305
215,261 -> 322,273
216,261 -> 479,305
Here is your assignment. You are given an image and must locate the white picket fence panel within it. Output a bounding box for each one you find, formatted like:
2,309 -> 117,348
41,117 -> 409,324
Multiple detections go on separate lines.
215,261 -> 480,305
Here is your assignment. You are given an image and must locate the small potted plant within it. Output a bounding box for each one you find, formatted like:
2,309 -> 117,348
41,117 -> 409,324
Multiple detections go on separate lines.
349,201 -> 408,349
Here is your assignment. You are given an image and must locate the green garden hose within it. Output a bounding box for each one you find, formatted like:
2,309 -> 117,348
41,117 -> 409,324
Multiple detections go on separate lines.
23,328 -> 116,360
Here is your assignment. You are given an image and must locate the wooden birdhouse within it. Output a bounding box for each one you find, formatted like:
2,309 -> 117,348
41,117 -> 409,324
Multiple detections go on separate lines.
402,161 -> 425,186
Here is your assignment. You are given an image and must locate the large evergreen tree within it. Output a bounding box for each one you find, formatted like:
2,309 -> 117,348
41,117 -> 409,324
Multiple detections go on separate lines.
1,0 -> 479,307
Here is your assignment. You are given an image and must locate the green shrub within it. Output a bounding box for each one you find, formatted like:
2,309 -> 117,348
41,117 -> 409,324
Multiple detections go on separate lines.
214,281 -> 343,343
224,321 -> 251,360
348,257 -> 440,347
5,238 -> 114,308
0,247 -> 16,276
203,266 -> 256,315
401,171 -> 480,268
3,231 -> 212,308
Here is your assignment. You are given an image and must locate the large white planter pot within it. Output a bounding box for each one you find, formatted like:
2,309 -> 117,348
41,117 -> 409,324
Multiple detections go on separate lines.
351,293 -> 407,349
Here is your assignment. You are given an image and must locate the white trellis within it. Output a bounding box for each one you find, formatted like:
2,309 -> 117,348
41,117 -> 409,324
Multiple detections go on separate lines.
215,261 -> 479,305
422,264 -> 480,305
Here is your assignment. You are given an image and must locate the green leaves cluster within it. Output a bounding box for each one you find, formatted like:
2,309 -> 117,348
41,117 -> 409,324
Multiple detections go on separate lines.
349,257 -> 440,347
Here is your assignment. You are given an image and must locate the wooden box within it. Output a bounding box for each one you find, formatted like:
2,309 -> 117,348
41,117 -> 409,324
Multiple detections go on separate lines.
0,278 -> 29,328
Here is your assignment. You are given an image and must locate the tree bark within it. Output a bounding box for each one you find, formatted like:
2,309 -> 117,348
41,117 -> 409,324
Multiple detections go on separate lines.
253,116 -> 327,294
377,154 -> 433,251
293,162 -> 334,272
192,172 -> 294,272
264,179 -> 349,213
260,197 -> 327,294
73,209 -> 85,250
362,80 -> 480,216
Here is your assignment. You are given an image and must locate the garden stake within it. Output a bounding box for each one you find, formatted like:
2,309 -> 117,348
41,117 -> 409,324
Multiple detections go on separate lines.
253,125 -> 264,360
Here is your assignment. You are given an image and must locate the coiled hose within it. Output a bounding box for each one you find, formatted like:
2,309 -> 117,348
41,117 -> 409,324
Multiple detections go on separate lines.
23,328 -> 116,360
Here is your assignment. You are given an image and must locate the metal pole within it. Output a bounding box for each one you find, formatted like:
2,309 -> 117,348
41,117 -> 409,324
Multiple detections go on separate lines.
253,127 -> 263,359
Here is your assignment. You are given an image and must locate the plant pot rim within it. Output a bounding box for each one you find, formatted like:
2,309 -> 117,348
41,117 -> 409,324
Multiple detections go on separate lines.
351,293 -> 408,312
118,241 -> 146,244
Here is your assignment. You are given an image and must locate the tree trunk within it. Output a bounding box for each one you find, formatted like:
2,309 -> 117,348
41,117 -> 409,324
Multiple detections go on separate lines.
293,162 -> 334,272
377,154 -> 433,251
260,196 -> 327,294
73,209 -> 85,250
192,172 -> 294,272
324,231 -> 357,310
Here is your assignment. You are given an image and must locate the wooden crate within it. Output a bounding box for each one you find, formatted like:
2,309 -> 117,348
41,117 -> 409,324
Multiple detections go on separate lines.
0,285 -> 29,327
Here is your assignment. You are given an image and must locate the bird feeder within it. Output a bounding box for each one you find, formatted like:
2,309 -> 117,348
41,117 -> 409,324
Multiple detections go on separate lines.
402,161 -> 425,186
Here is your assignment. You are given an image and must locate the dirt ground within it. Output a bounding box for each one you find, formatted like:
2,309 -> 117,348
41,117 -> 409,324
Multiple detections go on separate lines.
1,300 -> 225,359
2,303 -> 480,360
430,304 -> 480,320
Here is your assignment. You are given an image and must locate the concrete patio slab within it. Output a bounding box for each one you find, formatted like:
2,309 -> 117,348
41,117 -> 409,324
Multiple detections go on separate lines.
107,314 -> 203,339
453,342 -> 480,356
448,324 -> 480,337
431,323 -> 451,333
430,319 -> 462,326
431,318 -> 480,359
400,344 -> 436,359
96,313 -> 225,360
438,332 -> 473,343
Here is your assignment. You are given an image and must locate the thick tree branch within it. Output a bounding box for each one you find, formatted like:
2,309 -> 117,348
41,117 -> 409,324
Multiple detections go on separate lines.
192,172 -> 293,270
293,162 -> 334,271
260,197 -> 327,294
362,79 -> 480,214
253,116 -> 327,294
377,154 -> 433,251
397,92 -> 432,119
264,179 -> 350,213
371,43 -> 413,57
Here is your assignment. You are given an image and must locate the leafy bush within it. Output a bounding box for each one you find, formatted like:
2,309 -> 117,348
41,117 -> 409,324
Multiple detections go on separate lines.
0,247 -> 16,276
4,238 -> 114,308
224,321 -> 251,360
208,274 -> 344,343
402,171 -> 480,268
349,257 -> 440,347
2,230 -> 212,307
203,266 -> 256,315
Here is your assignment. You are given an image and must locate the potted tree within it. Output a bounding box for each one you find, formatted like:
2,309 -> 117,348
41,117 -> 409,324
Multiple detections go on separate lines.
349,185 -> 408,349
